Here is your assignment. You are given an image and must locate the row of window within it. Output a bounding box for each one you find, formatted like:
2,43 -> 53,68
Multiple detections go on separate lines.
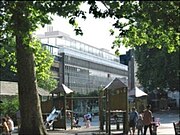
41,38 -> 119,62
42,40 -> 128,94
65,56 -> 128,76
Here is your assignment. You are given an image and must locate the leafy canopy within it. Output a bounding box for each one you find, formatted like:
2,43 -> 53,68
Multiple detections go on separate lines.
0,1 -> 179,134
107,1 -> 179,54
1,1 -> 179,90
135,45 -> 179,92
0,36 -> 57,91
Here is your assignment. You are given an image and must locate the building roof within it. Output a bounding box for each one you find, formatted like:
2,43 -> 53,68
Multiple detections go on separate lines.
129,87 -> 148,97
50,84 -> 73,94
103,78 -> 127,90
0,81 -> 50,96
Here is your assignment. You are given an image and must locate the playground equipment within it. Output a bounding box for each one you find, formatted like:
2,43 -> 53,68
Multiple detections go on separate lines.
51,84 -> 73,130
44,107 -> 61,129
129,87 -> 148,113
102,78 -> 129,135
41,78 -> 129,134
41,84 -> 74,130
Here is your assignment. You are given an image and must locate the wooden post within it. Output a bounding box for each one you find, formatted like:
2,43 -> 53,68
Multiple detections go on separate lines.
70,93 -> 73,129
125,87 -> 129,134
99,91 -> 103,131
105,90 -> 108,133
108,89 -> 111,135
64,92 -> 67,130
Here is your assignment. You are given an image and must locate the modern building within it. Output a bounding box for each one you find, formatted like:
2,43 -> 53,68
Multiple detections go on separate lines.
37,29 -> 128,94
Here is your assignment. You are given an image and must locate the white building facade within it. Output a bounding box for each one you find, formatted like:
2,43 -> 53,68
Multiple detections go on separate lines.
37,30 -> 128,94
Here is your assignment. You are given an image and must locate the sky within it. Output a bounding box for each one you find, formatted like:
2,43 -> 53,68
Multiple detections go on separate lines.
35,3 -> 129,54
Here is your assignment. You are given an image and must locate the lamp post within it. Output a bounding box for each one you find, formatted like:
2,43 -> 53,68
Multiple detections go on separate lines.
59,52 -> 65,85
128,49 -> 135,91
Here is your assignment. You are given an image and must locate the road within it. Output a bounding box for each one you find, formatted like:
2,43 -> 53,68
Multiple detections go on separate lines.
12,110 -> 178,135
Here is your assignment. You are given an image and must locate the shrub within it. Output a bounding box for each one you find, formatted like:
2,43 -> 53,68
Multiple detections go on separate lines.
0,96 -> 19,123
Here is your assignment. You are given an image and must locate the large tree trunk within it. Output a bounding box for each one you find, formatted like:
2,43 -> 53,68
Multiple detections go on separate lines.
14,2 -> 47,135
16,36 -> 48,135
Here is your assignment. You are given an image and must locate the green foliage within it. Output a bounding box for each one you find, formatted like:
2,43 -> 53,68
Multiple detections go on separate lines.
107,1 -> 180,54
1,1 -> 179,55
0,37 -> 57,91
33,39 -> 53,80
0,1 -> 87,92
0,1 -> 179,133
38,77 -> 57,92
33,38 -> 58,91
0,96 -> 19,117
135,46 -> 179,92
0,1 -> 88,134
100,1 -> 180,92
0,36 -> 16,68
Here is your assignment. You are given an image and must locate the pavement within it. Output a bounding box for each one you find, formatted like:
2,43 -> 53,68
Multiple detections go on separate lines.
12,110 -> 179,135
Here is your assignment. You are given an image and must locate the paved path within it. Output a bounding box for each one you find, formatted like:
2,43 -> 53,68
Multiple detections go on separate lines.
12,110 -> 178,135
44,122 -> 176,135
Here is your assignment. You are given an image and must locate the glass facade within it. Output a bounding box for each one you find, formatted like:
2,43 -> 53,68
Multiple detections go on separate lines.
39,31 -> 128,94
40,34 -> 120,63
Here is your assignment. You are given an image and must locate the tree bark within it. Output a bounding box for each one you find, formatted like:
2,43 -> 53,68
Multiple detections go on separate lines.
14,2 -> 48,135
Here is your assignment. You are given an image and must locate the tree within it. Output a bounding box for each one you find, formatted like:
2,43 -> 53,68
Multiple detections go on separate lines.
32,39 -> 58,91
0,37 -> 57,91
0,96 -> 19,119
109,1 -> 179,92
106,1 -> 179,92
1,1 -> 83,134
135,45 -> 179,92
109,1 -> 179,54
1,1 -> 179,134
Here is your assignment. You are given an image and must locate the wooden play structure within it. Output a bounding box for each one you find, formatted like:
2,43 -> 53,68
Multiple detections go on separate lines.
129,87 -> 148,113
41,84 -> 74,130
41,78 -> 129,134
100,78 -> 129,135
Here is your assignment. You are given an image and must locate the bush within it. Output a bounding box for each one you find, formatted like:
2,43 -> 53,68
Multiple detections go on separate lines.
0,96 -> 19,123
